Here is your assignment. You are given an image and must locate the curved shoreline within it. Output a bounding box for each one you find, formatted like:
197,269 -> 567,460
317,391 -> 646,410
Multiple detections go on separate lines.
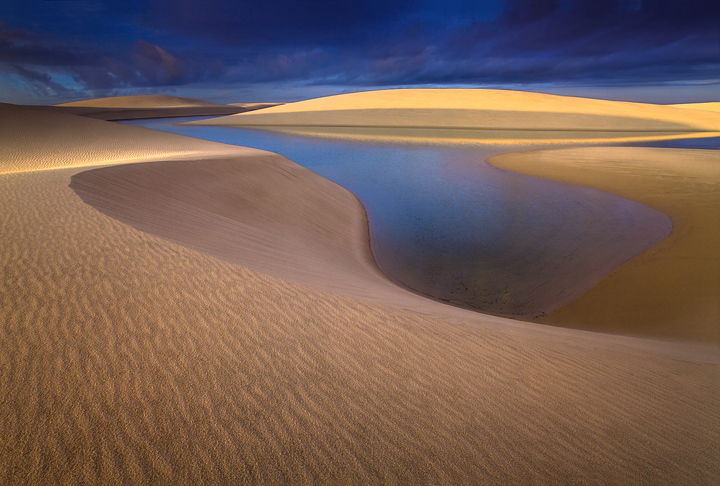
489,147 -> 720,345
121,117 -> 676,322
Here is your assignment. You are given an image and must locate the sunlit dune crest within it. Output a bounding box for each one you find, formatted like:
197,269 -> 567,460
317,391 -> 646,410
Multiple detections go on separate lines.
668,102 -> 720,113
186,88 -> 720,133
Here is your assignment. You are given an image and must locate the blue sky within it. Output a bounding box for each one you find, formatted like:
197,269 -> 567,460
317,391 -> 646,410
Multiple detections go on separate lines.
1,0 -> 718,104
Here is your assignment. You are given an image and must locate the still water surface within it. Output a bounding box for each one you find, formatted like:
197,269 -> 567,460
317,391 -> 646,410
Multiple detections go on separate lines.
121,118 -> 673,317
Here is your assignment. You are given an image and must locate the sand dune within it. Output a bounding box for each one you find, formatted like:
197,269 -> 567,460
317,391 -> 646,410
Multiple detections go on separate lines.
186,88 -> 720,133
57,94 -> 226,108
51,95 -> 244,120
669,102 -> 720,113
490,147 -> 720,345
1,101 -> 718,483
0,102 -> 243,174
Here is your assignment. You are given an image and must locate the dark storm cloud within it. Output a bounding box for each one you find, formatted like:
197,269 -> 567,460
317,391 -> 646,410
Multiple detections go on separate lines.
1,0 -> 718,101
346,0 -> 720,86
143,0 -> 411,46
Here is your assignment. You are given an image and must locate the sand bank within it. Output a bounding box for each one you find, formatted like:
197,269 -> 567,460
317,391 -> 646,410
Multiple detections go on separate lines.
489,147 -> 720,345
186,89 -> 720,134
1,102 -> 718,483
233,125 -> 720,146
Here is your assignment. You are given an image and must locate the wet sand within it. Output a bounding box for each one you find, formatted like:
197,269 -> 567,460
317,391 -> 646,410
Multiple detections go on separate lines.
1,98 -> 718,484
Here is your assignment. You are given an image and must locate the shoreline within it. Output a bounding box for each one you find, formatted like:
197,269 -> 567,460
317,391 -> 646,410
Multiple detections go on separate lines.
489,147 -> 720,345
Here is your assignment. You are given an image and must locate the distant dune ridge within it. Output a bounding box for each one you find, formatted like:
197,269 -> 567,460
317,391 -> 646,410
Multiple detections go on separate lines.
56,94 -> 226,108
51,94 -> 245,120
186,88 -> 720,133
1,95 -> 719,483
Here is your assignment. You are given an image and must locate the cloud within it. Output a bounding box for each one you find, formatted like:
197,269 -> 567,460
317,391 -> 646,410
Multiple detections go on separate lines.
6,64 -> 73,97
130,40 -> 187,85
1,0 -> 718,103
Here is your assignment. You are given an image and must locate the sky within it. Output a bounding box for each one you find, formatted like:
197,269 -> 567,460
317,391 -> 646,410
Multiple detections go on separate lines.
1,0 -> 718,104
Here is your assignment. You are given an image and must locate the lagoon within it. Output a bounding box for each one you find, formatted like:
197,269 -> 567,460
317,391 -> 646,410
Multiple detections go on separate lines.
121,118 -> 672,317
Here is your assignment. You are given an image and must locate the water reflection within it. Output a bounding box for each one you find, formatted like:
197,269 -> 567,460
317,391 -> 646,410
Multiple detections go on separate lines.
121,118 -> 671,317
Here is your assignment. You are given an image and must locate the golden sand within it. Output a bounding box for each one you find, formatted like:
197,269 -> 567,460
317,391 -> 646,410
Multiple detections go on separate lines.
669,102 -> 720,113
1,101 -> 718,483
187,88 -> 720,133
489,147 -> 720,344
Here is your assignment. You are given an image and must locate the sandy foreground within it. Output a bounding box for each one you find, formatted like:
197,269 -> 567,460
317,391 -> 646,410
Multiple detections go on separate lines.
1,100 -> 719,484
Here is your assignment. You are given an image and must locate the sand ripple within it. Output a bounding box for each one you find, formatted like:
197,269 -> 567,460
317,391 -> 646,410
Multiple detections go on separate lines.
1,103 -> 718,483
1,167 -> 718,484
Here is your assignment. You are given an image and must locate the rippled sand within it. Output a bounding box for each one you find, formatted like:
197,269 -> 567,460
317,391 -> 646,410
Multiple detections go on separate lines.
1,101 -> 718,484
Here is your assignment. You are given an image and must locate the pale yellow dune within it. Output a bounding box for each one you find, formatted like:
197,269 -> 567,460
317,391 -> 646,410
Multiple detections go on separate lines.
57,94 -> 226,108
668,102 -> 720,113
1,102 -> 718,484
186,88 -> 720,133
489,147 -> 720,345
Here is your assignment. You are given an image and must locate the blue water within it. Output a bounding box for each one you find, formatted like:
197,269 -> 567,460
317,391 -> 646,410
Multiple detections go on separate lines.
633,136 -> 720,150
120,118 -> 672,316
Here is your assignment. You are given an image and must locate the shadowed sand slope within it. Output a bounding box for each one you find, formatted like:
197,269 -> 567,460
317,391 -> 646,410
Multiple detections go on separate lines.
1,101 -> 719,484
489,147 -> 720,345
69,156 -> 410,306
0,103 -> 245,174
187,89 -> 720,132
